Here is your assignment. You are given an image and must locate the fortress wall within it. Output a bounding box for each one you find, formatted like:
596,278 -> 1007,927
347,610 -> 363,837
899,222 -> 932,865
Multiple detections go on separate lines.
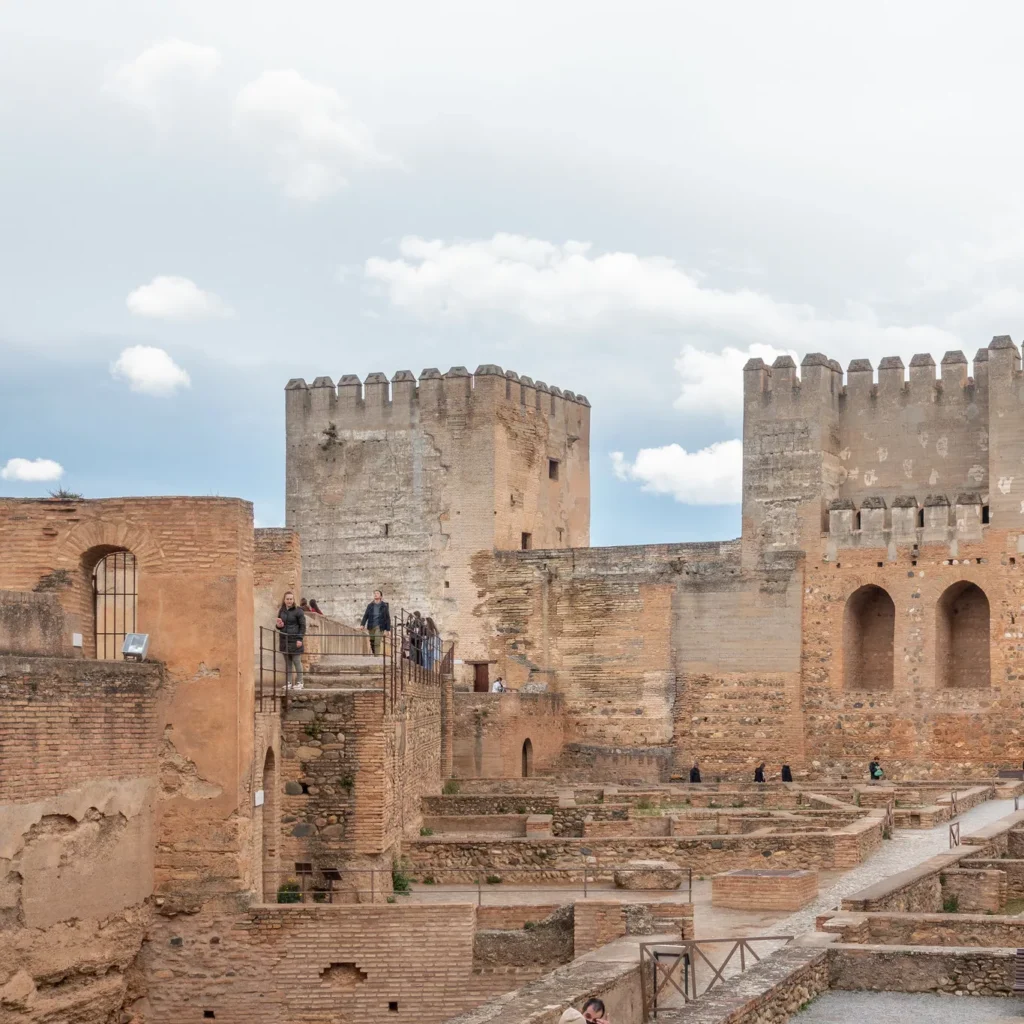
0,656 -> 162,1023
802,527 -> 1024,776
285,368 -> 589,678
472,543 -> 807,773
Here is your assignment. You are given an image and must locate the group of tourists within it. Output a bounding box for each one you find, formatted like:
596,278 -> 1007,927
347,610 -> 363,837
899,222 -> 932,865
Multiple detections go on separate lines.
685,760 -> 886,783
275,589 -> 446,692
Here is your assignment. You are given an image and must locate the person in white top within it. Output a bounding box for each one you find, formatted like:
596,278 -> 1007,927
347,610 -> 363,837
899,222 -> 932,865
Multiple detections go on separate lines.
490,677 -> 505,693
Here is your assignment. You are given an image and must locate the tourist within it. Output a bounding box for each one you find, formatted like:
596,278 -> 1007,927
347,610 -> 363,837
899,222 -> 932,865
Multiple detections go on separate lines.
423,616 -> 441,670
299,597 -> 310,612
559,1010 -> 585,1024
754,762 -> 766,783
276,590 -> 306,691
360,590 -> 391,655
781,764 -> 793,783
582,997 -> 607,1022
869,758 -> 884,782
689,760 -> 701,784
308,599 -> 325,616
408,610 -> 425,665
491,676 -> 506,693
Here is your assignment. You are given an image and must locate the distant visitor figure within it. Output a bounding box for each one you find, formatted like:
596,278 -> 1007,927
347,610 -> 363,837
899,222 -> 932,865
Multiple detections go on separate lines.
361,590 -> 391,655
491,677 -> 506,693
754,762 -> 766,783
308,599 -> 324,616
689,761 -> 701,784
423,616 -> 441,670
781,764 -> 793,783
869,758 -> 884,782
276,590 -> 306,691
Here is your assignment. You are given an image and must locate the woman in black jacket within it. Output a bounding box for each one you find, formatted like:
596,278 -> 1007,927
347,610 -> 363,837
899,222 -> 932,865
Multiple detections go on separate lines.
276,590 -> 306,691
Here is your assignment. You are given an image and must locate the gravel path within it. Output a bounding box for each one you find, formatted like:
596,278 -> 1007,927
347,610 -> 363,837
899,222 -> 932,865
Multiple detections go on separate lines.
772,797 -> 1018,938
795,990 -> 1021,1023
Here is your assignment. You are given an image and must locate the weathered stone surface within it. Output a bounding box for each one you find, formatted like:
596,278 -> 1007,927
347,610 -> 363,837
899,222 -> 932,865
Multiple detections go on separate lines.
613,859 -> 684,890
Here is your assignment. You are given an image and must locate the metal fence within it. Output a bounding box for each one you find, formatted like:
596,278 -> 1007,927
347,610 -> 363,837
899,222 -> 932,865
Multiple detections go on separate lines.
257,608 -> 454,712
640,936 -> 794,1019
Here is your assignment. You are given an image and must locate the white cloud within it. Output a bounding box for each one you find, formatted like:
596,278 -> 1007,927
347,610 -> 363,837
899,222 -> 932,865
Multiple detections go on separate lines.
611,439 -> 742,505
126,276 -> 234,320
674,343 -> 796,421
234,70 -> 393,201
365,235 -> 961,359
1,457 -> 64,482
111,346 -> 191,396
104,39 -> 221,114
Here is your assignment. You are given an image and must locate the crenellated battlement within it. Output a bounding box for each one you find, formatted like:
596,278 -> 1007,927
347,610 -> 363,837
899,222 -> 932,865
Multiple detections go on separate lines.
825,492 -> 987,552
286,364 -> 590,432
744,336 -> 1024,410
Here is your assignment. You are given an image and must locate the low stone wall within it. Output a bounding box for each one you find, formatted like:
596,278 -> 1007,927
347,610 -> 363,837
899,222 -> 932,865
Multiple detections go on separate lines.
829,944 -> 1015,997
841,851 -> 962,913
962,857 -> 1024,899
473,905 -> 574,969
408,821 -> 882,881
940,867 -> 1006,913
572,899 -> 694,955
420,795 -> 628,837
475,904 -> 564,930
819,910 -> 1024,947
712,869 -> 818,911
551,742 -> 673,783
655,947 -> 830,1024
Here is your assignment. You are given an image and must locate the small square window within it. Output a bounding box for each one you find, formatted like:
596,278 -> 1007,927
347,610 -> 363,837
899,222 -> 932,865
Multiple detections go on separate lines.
383,523 -> 390,537
204,1013 -> 216,1020
389,1002 -> 399,1012
982,504 -> 990,524
917,509 -> 925,528
444,580 -> 450,588
548,459 -> 559,481
521,532 -> 532,550
295,862 -> 313,875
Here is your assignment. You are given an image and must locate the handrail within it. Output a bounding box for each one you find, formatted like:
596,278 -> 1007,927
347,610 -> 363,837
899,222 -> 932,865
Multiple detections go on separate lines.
640,936 -> 794,1019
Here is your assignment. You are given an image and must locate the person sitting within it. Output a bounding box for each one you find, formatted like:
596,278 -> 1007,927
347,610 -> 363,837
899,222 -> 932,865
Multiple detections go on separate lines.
754,762 -> 766,783
689,760 -> 701,784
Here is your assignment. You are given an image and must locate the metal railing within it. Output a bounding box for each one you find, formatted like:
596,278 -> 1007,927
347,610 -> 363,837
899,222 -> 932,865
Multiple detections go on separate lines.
640,936 -> 794,1019
257,612 -> 454,712
264,865 -> 692,905
950,821 -> 961,848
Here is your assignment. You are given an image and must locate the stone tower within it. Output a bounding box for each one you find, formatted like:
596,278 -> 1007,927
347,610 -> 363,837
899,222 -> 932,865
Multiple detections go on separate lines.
285,365 -> 591,677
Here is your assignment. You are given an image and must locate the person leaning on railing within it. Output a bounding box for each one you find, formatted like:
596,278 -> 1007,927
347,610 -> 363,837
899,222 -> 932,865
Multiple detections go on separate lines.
360,590 -> 391,655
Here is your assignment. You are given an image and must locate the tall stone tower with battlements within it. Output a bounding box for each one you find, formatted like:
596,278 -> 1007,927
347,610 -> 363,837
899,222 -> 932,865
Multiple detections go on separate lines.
285,365 -> 590,678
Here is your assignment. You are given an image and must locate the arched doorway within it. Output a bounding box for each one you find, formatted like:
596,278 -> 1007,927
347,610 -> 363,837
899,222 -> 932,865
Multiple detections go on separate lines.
92,550 -> 137,660
261,749 -> 278,902
843,584 -> 895,690
521,738 -> 533,778
936,582 -> 990,688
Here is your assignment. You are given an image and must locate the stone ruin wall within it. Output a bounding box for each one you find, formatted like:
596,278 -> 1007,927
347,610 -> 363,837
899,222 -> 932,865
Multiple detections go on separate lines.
285,366 -> 590,683
0,497 -> 264,1024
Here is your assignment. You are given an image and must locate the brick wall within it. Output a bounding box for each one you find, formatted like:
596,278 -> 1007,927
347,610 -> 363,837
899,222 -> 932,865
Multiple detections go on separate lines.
145,902 -> 499,1024
0,655 -> 163,1022
253,527 -> 301,665
711,869 -> 818,911
452,692 -> 564,778
820,910 -> 1024,947
0,655 -> 162,802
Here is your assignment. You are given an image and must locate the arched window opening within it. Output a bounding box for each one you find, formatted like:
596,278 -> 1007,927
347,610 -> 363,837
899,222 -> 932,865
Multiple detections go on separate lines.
936,582 -> 990,688
261,749 -> 278,902
843,585 -> 895,690
521,738 -> 533,778
92,550 -> 137,660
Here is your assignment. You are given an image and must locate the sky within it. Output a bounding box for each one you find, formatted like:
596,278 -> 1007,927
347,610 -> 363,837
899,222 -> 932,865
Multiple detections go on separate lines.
5,2 -> 1024,544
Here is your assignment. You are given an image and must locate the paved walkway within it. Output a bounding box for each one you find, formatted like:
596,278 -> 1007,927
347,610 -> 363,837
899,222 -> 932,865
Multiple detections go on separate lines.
796,990 -> 1021,1023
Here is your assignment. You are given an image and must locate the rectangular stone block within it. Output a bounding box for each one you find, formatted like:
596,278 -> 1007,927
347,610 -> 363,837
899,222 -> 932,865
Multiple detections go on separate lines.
711,868 -> 818,910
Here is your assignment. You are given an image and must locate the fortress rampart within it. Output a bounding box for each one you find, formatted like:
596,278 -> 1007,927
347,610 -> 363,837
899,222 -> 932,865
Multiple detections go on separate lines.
743,337 -> 1024,558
